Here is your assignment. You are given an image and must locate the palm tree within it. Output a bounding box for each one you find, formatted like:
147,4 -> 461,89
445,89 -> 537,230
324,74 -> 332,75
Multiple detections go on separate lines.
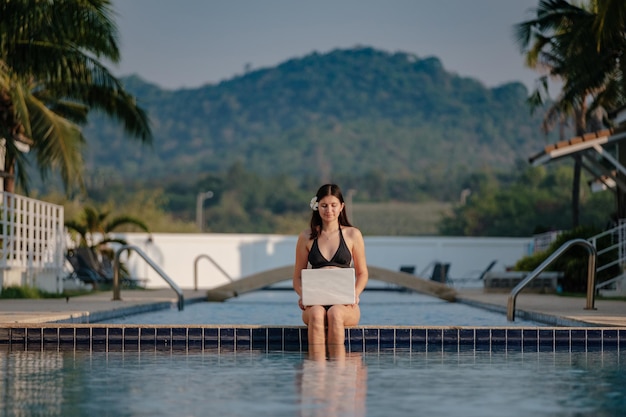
590,0 -> 626,218
65,206 -> 150,250
0,0 -> 151,194
515,0 -> 625,226
65,205 -> 150,279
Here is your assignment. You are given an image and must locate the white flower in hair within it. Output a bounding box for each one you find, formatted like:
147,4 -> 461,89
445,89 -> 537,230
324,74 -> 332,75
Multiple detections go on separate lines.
309,196 -> 319,211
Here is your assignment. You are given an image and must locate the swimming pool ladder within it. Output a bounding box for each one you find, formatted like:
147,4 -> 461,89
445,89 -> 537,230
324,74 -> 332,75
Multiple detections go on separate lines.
507,238 -> 597,321
112,244 -> 185,311
193,254 -> 234,291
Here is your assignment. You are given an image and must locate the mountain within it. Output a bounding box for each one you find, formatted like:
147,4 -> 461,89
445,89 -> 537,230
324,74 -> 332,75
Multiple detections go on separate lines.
81,47 -> 554,199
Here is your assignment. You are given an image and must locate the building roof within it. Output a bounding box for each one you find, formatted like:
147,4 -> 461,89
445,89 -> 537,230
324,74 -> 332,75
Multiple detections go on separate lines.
528,126 -> 626,194
528,127 -> 626,166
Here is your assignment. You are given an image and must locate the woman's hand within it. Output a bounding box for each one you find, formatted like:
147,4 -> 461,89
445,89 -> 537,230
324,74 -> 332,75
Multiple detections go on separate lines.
298,297 -> 305,311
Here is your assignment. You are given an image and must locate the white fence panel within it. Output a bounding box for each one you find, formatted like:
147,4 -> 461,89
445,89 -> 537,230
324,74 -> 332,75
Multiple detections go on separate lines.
0,192 -> 65,293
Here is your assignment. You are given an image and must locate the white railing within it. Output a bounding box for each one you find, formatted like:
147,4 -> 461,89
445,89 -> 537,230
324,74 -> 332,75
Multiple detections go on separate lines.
0,192 -> 65,292
589,220 -> 626,293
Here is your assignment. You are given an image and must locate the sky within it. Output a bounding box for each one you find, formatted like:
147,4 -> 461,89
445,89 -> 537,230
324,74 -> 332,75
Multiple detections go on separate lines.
109,0 -> 544,91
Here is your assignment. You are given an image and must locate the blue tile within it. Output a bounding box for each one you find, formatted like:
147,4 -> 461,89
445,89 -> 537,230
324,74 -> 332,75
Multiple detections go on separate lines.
220,328 -> 235,351
427,329 -> 442,351
0,328 -> 10,342
27,328 -> 42,343
188,328 -> 202,342
539,329 -> 554,352
491,329 -> 506,347
76,327 -> 90,343
603,330 -> 618,349
139,327 -> 156,346
411,329 -> 426,352
172,327 -> 187,341
395,329 -> 410,350
59,327 -> 74,345
43,328 -> 58,345
506,329 -> 522,351
283,327 -> 301,351
121,327 -> 139,343
252,328 -> 267,350
236,328 -> 252,350
108,327 -> 123,350
476,329 -> 490,351
204,328 -> 219,349
554,329 -> 570,351
522,329 -> 538,352
11,328 -> 25,343
364,328 -> 379,352
92,327 -> 107,347
587,329 -> 602,349
172,328 -> 187,350
267,327 -> 283,351
155,327 -> 172,347
443,329 -> 458,347
380,328 -> 395,350
459,329 -> 475,347
123,327 -> 138,349
571,329 -> 586,349
348,328 -> 364,352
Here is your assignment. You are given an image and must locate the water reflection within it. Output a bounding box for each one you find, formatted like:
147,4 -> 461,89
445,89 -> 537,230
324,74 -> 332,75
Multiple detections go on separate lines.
296,345 -> 367,417
2,347 -> 624,417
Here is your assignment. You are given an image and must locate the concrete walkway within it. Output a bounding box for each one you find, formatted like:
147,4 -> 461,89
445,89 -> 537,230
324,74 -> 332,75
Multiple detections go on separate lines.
0,287 -> 624,326
456,289 -> 626,327
0,289 -> 207,324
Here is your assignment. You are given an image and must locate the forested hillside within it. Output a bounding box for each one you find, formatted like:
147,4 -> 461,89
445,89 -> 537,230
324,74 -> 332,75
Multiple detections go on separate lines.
80,47 -> 555,202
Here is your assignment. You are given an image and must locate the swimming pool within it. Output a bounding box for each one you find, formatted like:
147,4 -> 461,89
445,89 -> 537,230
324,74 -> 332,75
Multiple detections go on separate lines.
1,291 -> 624,416
104,290 -> 544,327
0,348 -> 624,417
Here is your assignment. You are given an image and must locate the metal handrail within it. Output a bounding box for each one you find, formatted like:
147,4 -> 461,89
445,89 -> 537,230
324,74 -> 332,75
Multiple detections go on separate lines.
507,238 -> 596,321
112,244 -> 184,311
193,254 -> 233,291
589,222 -> 625,276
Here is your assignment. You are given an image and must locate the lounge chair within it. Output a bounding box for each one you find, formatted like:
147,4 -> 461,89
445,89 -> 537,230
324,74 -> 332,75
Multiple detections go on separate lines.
448,260 -> 497,286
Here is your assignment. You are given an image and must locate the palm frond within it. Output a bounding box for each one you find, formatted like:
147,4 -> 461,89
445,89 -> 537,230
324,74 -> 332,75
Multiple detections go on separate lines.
104,215 -> 150,234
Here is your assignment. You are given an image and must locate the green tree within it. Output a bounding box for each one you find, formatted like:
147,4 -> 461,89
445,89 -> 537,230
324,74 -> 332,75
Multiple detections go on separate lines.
515,0 -> 626,223
65,206 -> 150,250
0,0 -> 151,194
65,205 -> 150,281
516,0 -> 596,228
438,165 -> 609,236
590,0 -> 626,219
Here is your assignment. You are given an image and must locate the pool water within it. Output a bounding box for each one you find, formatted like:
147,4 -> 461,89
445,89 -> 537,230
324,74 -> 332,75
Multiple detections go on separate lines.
1,348 -> 624,417
105,290 -> 543,326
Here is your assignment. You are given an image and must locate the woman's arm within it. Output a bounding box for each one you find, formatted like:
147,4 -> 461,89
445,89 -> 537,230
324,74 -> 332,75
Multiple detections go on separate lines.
349,227 -> 368,298
293,230 -> 310,297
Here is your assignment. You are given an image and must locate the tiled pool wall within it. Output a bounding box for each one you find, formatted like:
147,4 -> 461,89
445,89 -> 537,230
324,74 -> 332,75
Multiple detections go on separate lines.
1,325 -> 625,353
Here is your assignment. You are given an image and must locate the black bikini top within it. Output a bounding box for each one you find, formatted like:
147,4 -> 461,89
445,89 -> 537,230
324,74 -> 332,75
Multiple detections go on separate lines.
308,227 -> 352,269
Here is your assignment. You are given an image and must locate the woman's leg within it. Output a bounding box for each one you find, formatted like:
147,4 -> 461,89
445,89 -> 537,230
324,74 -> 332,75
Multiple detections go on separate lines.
303,305 -> 327,350
326,304 -> 360,346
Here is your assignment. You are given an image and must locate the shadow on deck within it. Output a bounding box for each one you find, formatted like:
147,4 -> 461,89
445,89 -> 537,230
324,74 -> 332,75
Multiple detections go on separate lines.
206,265 -> 456,302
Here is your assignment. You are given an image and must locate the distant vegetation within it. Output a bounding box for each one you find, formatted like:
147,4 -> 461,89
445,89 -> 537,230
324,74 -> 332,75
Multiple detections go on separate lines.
33,47 -> 615,236
74,48 -> 559,197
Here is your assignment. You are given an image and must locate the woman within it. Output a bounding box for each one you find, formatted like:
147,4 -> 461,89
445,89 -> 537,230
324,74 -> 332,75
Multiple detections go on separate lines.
293,184 -> 368,355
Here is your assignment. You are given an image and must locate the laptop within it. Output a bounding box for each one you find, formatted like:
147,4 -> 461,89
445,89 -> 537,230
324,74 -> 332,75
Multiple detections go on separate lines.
301,268 -> 356,306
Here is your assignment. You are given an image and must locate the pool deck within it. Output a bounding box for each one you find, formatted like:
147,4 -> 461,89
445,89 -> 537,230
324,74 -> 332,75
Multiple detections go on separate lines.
0,288 -> 623,327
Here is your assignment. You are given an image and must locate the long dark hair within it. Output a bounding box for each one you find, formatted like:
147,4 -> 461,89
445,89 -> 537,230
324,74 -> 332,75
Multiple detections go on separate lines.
309,184 -> 353,239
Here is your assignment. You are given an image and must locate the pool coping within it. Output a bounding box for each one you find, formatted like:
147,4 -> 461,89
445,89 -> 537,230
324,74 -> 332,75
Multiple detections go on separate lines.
1,289 -> 625,353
